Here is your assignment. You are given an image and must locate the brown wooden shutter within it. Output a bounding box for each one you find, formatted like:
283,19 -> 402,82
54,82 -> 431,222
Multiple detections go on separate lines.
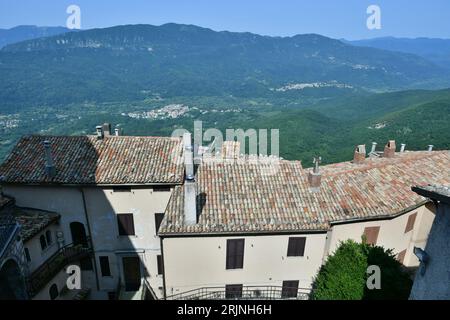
117,214 -> 135,236
226,239 -> 245,269
363,226 -> 380,245
404,212 -> 417,233
287,237 -> 306,256
397,249 -> 407,264
225,284 -> 243,299
155,213 -> 164,235
157,255 -> 163,275
281,280 -> 299,298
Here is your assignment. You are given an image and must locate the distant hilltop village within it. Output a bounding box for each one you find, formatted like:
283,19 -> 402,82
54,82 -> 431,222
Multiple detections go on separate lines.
0,123 -> 449,300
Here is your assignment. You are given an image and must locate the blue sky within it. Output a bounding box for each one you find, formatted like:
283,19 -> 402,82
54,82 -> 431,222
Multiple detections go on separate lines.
1,0 -> 449,40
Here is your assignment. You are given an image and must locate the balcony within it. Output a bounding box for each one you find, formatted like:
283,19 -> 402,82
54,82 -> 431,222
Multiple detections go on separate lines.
166,285 -> 311,300
27,240 -> 92,297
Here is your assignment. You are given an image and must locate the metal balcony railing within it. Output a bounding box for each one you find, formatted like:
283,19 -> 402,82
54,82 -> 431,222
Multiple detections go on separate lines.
27,239 -> 92,297
166,285 -> 311,300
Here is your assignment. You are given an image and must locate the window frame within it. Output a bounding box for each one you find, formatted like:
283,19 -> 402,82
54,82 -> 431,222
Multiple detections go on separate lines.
99,256 -> 112,277
225,284 -> 243,299
287,237 -> 306,257
117,213 -> 135,236
281,280 -> 299,298
226,239 -> 245,270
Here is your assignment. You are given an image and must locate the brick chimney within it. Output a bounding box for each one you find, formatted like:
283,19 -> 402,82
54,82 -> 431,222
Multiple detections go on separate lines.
383,140 -> 396,158
353,145 -> 366,164
308,157 -> 322,190
43,140 -> 56,178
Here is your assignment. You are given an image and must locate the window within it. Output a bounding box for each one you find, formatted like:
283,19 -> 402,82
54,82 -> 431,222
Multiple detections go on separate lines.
153,186 -> 171,192
45,230 -> 52,245
40,235 -> 47,251
363,226 -> 380,245
225,284 -> 243,299
117,214 -> 135,236
155,213 -> 164,235
99,256 -> 111,277
226,239 -> 245,270
287,237 -> 306,257
157,255 -> 163,275
49,284 -> 58,300
404,212 -> 417,233
24,247 -> 31,263
281,280 -> 299,298
397,249 -> 407,264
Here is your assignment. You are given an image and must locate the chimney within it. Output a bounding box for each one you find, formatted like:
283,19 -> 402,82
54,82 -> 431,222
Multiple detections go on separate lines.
370,142 -> 377,154
96,126 -> 104,139
183,132 -> 197,225
114,127 -> 123,136
400,143 -> 406,152
184,133 -> 194,178
43,140 -> 56,178
102,123 -> 112,136
383,140 -> 396,158
353,144 -> 366,164
428,145 -> 434,152
184,176 -> 197,226
308,157 -> 322,190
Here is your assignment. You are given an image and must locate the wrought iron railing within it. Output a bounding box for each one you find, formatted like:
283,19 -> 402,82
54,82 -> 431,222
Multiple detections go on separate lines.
166,285 -> 311,300
27,239 -> 92,297
0,215 -> 20,260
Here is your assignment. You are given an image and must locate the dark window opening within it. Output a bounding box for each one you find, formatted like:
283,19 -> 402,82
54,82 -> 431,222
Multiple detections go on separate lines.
281,280 -> 299,298
225,284 -> 243,299
45,230 -> 52,245
287,237 -> 306,257
157,255 -> 163,275
226,239 -> 245,270
40,235 -> 47,251
117,214 -> 135,236
24,247 -> 31,262
155,213 -> 164,235
49,284 -> 58,300
100,256 -> 111,277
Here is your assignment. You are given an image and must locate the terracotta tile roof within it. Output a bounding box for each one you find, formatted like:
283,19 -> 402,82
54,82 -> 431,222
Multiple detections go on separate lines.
0,135 -> 184,185
160,150 -> 450,235
0,205 -> 60,242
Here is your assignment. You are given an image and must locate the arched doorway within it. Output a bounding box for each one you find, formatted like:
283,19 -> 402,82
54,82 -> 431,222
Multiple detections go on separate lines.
0,259 -> 27,300
70,222 -> 88,247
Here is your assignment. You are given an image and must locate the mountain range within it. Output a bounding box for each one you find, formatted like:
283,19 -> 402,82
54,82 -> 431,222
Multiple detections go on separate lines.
0,24 -> 449,166
0,25 -> 71,49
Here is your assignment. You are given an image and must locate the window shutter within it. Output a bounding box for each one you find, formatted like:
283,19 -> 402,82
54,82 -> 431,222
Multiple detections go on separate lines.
117,214 -> 135,236
363,226 -> 380,245
404,212 -> 417,233
397,249 -> 407,264
287,237 -> 306,256
226,239 -> 245,269
281,280 -> 299,298
157,255 -> 163,275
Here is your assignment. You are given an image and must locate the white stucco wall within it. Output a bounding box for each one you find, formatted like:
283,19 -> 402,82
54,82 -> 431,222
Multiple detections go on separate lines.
162,233 -> 328,297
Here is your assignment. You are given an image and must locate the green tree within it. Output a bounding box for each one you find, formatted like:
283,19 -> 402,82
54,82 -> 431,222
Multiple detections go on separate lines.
311,239 -> 413,300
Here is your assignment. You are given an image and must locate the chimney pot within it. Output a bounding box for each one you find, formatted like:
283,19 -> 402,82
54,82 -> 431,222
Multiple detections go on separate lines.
43,140 -> 56,178
184,178 -> 197,226
96,126 -> 104,139
428,145 -> 434,152
370,142 -> 377,154
400,143 -> 406,152
383,140 -> 396,158
183,133 -> 194,179
353,144 -> 366,164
